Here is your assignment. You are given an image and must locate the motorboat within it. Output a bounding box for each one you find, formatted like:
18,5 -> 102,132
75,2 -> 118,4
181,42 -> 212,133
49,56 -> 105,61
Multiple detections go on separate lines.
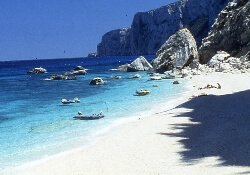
73,112 -> 104,120
135,89 -> 150,96
61,98 -> 80,104
49,74 -> 77,80
130,74 -> 141,78
27,67 -> 47,74
110,75 -> 121,79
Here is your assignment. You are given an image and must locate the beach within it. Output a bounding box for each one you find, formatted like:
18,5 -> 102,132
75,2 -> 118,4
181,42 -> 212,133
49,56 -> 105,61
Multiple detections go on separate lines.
15,72 -> 250,175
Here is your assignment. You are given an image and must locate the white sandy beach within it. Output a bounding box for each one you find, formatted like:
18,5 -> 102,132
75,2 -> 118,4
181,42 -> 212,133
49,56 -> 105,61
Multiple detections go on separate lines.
14,72 -> 250,175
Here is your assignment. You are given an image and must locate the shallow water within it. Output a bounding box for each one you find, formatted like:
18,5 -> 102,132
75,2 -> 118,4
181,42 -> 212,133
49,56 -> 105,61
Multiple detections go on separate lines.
0,56 -> 187,172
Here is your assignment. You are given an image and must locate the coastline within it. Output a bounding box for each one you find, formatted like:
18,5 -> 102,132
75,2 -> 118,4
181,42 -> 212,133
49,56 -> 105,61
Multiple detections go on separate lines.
11,72 -> 250,175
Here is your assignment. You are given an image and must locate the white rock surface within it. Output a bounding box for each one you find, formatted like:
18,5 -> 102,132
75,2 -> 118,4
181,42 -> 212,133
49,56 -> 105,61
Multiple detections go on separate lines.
97,0 -> 230,56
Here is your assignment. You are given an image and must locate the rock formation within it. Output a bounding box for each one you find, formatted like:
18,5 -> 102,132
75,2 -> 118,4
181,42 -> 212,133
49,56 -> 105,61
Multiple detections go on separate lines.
198,0 -> 250,64
152,28 -> 198,73
127,56 -> 153,72
117,56 -> 153,72
97,0 -> 231,57
97,28 -> 131,56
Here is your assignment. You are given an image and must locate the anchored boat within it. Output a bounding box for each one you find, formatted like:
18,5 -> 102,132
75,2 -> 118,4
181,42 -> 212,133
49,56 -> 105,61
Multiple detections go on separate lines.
135,89 -> 150,96
73,111 -> 104,120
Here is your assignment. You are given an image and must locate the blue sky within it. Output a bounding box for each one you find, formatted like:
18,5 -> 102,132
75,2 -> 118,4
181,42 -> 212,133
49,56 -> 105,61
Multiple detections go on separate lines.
0,0 -> 176,61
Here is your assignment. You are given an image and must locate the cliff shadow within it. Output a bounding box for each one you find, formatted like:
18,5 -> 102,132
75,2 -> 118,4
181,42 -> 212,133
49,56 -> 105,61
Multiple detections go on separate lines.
160,90 -> 250,167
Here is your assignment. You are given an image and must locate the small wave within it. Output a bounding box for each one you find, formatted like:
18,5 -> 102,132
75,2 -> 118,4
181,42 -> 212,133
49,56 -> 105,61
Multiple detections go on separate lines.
30,120 -> 74,133
0,116 -> 9,123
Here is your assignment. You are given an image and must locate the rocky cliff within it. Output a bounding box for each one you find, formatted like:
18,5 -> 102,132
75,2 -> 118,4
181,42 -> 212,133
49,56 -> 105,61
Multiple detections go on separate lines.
198,0 -> 250,64
97,28 -> 131,56
97,0 -> 231,57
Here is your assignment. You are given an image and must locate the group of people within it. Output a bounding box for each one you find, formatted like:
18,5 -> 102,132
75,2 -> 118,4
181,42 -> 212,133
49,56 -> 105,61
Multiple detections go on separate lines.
198,83 -> 221,90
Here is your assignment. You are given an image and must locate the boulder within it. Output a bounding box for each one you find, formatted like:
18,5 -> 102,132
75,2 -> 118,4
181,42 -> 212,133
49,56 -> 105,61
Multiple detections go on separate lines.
127,56 -> 153,72
173,80 -> 181,84
219,63 -> 231,72
117,63 -> 129,71
90,77 -> 104,85
208,51 -> 230,68
152,28 -> 198,73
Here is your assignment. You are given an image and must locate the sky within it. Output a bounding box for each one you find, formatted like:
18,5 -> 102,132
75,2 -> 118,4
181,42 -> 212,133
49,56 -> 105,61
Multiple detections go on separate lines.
0,0 -> 177,61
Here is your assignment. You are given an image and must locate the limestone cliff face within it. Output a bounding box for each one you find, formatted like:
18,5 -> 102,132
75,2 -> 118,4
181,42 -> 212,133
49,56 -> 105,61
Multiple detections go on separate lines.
97,28 -> 131,56
152,28 -> 198,73
97,0 -> 231,57
199,0 -> 250,64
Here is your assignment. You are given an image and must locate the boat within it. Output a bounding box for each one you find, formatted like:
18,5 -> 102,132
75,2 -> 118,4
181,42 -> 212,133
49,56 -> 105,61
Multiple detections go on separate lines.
73,112 -> 104,120
27,67 -> 47,74
61,97 -> 80,104
130,74 -> 141,78
135,89 -> 150,96
110,75 -> 121,79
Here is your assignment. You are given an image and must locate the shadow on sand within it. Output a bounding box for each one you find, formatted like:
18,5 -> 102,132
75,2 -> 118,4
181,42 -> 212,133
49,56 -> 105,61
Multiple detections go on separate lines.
160,90 -> 250,167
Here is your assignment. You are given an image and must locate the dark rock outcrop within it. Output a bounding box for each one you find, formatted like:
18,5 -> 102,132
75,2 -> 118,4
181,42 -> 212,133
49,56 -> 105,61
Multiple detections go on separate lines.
152,28 -> 198,73
97,0 -> 231,57
199,0 -> 250,64
89,77 -> 105,85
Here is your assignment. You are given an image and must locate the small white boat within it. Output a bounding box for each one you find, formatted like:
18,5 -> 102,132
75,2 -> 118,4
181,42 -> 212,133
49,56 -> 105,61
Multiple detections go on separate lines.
130,74 -> 141,78
135,89 -> 150,96
27,67 -> 47,74
61,98 -> 80,104
111,75 -> 121,79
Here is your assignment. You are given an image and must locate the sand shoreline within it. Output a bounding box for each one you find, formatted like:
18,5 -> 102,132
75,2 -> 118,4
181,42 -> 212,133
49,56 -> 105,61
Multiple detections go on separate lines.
9,72 -> 250,175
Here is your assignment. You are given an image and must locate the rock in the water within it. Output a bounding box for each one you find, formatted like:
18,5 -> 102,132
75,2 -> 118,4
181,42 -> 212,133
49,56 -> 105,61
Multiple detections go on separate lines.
117,63 -> 129,71
127,56 -> 153,72
152,28 -> 198,73
173,80 -> 181,84
89,77 -> 105,85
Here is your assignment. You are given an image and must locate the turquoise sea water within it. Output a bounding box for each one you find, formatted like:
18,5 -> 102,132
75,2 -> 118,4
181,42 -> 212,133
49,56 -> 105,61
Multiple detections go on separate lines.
0,56 -> 187,173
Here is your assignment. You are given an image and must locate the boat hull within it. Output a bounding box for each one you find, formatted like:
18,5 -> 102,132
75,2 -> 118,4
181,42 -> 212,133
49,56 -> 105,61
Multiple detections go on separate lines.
73,115 -> 104,120
136,90 -> 150,96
